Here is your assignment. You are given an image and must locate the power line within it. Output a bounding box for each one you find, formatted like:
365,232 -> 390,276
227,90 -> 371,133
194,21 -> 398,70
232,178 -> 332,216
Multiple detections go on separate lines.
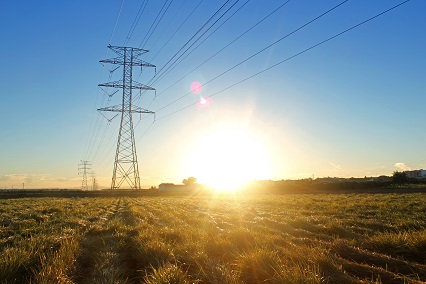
139,0 -> 174,49
97,0 -> 343,157
150,0 -> 233,81
145,0 -> 189,55
150,0 -> 290,100
155,0 -> 411,121
134,0 -> 242,106
94,133 -> 119,177
124,0 -> 149,46
136,120 -> 156,143
109,0 -> 126,44
89,1 -> 159,162
142,0 -> 175,49
98,45 -> 156,189
147,0 -> 250,88
90,118 -> 114,163
154,0 -> 349,113
147,0 -> 242,86
84,68 -> 120,162
149,0 -> 205,62
133,0 -> 206,103
83,0 -> 127,161
88,0 -> 154,162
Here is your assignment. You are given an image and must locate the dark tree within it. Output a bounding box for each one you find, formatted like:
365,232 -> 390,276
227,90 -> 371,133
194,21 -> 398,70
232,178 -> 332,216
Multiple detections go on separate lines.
392,171 -> 408,184
183,177 -> 197,186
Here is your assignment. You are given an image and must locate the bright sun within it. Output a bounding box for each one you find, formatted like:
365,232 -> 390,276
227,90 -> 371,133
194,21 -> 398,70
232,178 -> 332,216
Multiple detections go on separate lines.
185,126 -> 271,192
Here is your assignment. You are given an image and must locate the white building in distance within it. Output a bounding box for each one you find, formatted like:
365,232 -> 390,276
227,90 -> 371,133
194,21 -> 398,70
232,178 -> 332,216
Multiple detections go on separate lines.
404,169 -> 426,179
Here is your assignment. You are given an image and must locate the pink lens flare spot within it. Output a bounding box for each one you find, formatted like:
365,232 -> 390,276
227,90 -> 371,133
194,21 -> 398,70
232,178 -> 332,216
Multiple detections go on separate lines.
197,96 -> 211,109
190,81 -> 203,94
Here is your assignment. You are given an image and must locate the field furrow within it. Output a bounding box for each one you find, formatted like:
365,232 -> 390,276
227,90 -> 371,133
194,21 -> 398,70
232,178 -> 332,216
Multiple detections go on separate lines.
1,193 -> 425,283
72,198 -> 142,283
0,197 -> 118,283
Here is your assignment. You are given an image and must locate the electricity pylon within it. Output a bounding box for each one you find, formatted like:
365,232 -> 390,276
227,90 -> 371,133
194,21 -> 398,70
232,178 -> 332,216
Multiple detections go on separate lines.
78,160 -> 92,190
91,171 -> 98,190
98,45 -> 155,189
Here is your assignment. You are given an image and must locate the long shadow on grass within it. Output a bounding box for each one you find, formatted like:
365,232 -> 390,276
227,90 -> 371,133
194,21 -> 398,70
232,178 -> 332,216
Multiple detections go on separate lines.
72,199 -> 146,283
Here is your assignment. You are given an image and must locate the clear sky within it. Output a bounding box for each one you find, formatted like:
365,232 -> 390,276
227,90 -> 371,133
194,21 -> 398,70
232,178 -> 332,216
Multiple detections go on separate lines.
1,0 -> 425,189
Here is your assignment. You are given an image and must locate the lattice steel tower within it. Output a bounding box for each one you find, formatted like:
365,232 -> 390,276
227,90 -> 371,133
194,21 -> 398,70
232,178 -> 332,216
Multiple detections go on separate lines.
78,160 -> 92,190
98,45 -> 155,189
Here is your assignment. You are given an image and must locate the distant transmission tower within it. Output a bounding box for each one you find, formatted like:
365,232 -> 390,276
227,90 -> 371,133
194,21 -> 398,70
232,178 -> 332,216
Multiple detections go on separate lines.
78,161 -> 92,190
98,45 -> 155,189
91,171 -> 98,190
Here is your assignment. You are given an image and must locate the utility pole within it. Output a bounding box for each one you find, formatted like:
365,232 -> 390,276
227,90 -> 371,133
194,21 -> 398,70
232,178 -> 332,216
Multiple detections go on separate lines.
98,45 -> 155,189
78,160 -> 92,190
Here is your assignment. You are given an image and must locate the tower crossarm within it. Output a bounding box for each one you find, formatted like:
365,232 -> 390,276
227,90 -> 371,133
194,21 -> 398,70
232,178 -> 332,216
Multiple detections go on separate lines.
99,80 -> 155,90
98,105 -> 155,114
100,57 -> 156,68
107,45 -> 149,56
78,160 -> 91,190
98,45 -> 155,190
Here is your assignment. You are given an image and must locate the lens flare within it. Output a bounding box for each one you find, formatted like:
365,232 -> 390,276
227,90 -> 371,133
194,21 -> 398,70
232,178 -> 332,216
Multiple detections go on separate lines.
197,96 -> 211,109
190,81 -> 202,94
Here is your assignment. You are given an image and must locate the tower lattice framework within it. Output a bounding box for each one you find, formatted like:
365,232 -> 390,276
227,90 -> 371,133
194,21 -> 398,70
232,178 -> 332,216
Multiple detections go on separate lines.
98,45 -> 155,189
78,160 -> 92,190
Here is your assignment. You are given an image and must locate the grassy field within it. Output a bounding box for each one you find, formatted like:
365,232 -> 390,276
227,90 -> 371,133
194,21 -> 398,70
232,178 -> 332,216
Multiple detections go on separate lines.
1,193 -> 425,283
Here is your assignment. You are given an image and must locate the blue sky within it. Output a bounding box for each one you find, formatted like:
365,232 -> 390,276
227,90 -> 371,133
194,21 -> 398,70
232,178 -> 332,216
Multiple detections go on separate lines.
1,0 -> 425,189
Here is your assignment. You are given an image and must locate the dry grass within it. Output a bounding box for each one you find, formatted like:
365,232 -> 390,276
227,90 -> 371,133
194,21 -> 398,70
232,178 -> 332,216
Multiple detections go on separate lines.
0,197 -> 118,283
1,193 -> 426,283
144,263 -> 189,284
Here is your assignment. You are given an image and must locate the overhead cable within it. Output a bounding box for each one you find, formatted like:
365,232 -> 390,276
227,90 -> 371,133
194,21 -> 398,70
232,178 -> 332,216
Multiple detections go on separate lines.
155,0 -> 349,112
139,0 -> 174,49
156,0 -> 411,120
124,0 -> 149,46
152,0 -> 291,99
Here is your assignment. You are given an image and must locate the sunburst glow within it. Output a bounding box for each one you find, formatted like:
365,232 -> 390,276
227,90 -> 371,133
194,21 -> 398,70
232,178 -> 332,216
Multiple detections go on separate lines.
185,125 -> 271,192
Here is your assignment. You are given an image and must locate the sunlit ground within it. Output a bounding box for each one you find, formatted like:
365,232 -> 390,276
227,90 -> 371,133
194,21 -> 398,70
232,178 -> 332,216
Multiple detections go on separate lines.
185,125 -> 271,193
